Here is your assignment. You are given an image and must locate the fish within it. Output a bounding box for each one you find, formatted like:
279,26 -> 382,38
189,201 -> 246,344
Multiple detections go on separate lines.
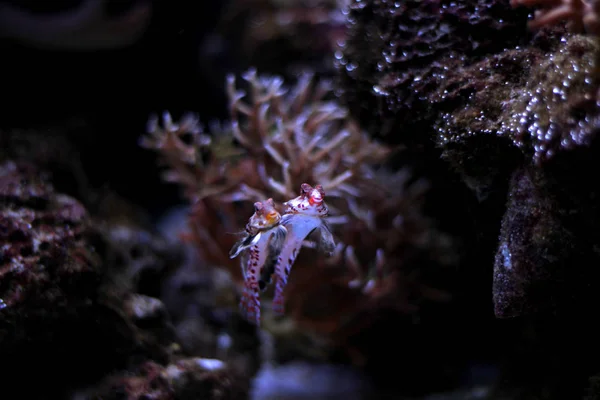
272,184 -> 335,316
229,198 -> 286,324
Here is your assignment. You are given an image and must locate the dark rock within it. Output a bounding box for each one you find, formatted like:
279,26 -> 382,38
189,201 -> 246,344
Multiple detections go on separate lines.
90,358 -> 249,400
337,0 -> 532,145
493,166 -> 580,317
338,0 -> 600,320
0,161 -> 174,397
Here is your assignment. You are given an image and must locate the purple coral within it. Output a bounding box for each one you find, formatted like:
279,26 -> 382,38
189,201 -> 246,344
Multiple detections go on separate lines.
511,0 -> 600,33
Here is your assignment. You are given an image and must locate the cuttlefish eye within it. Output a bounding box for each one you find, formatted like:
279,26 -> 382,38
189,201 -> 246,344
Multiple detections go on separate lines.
300,183 -> 312,195
307,189 -> 323,205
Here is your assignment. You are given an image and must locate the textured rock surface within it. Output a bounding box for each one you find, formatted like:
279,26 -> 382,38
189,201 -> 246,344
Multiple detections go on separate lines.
338,0 -> 600,319
492,166 -> 577,317
0,161 -> 122,394
338,0 -> 532,145
89,358 -> 249,400
0,161 -> 175,397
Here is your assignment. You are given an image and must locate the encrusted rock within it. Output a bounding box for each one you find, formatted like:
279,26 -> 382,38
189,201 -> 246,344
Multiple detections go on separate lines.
0,161 -> 119,394
0,161 -> 175,397
338,0 -> 532,145
338,0 -> 600,320
0,161 -> 93,308
90,358 -> 249,400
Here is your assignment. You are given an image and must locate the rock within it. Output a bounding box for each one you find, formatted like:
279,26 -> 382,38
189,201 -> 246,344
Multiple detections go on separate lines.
0,161 -> 174,397
90,358 -> 249,400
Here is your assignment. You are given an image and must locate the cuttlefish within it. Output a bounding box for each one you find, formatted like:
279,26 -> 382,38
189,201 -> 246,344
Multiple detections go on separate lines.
229,198 -> 286,324
229,184 -> 335,324
272,184 -> 335,316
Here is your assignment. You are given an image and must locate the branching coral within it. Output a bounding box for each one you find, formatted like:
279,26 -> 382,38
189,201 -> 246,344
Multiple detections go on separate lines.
511,0 -> 600,33
224,68 -> 392,203
140,68 -> 394,274
279,169 -> 455,354
141,69 -> 455,361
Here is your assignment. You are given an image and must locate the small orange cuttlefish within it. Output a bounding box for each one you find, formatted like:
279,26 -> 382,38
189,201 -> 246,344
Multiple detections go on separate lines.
229,184 -> 334,324
229,198 -> 286,325
272,183 -> 334,316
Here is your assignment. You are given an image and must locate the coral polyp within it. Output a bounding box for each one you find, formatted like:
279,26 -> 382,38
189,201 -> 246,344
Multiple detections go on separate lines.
139,69 -> 395,280
511,0 -> 600,33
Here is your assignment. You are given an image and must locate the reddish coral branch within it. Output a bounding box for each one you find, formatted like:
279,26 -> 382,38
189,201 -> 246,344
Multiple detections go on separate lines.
141,69 -> 456,356
511,0 -> 600,33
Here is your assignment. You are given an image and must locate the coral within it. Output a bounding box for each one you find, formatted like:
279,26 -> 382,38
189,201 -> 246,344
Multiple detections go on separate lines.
212,0 -> 348,77
511,0 -> 600,33
90,358 -> 249,400
338,0 -> 600,321
439,34 -> 598,167
436,29 -> 600,319
0,161 -> 174,397
337,0 -> 599,185
510,0 -> 600,101
141,69 -> 456,372
337,0 -> 532,145
223,69 -> 392,202
140,69 -> 395,281
0,161 -> 95,310
277,170 -> 454,345
335,3 -> 600,395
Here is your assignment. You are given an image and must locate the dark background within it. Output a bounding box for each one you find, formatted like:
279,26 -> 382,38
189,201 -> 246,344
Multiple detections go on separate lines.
1,0 -> 230,216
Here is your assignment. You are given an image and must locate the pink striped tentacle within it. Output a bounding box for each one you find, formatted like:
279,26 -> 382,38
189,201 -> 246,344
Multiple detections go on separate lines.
272,240 -> 301,316
239,243 -> 265,324
238,225 -> 287,324
272,213 -> 323,316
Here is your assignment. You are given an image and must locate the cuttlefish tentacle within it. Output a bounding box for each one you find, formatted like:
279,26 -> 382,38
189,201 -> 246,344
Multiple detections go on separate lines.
239,239 -> 265,324
272,184 -> 334,316
272,214 -> 323,315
